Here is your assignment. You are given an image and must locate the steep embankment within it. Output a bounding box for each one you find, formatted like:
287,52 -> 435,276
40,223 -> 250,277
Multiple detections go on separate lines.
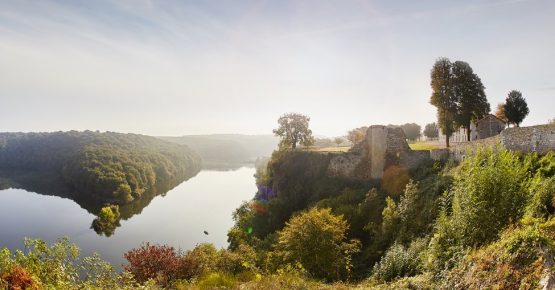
0,131 -> 201,204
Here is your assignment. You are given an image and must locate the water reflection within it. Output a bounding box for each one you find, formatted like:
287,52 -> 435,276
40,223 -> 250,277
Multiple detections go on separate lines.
0,168 -> 199,236
0,167 -> 257,269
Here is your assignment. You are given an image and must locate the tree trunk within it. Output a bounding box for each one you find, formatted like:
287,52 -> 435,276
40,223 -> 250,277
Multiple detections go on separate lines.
446,134 -> 450,148
466,126 -> 471,142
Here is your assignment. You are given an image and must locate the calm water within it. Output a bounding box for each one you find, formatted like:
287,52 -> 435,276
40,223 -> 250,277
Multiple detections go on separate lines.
0,167 -> 256,268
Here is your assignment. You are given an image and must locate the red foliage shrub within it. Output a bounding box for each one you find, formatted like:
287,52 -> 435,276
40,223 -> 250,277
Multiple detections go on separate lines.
1,266 -> 37,290
123,243 -> 184,285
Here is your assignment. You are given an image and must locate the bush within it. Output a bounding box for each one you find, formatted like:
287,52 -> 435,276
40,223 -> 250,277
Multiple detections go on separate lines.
0,238 -> 143,289
196,272 -> 237,289
371,238 -> 427,282
0,266 -> 38,290
275,207 -> 361,281
441,219 -> 555,289
429,148 -> 530,271
124,243 -> 184,286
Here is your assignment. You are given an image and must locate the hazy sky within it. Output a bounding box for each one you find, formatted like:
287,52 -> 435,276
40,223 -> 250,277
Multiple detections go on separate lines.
1,0 -> 554,136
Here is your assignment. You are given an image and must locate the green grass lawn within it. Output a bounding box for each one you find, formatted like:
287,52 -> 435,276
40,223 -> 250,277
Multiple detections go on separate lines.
409,142 -> 442,150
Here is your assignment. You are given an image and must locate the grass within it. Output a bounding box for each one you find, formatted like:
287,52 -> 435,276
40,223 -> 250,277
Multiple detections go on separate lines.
409,142 -> 442,151
311,146 -> 351,153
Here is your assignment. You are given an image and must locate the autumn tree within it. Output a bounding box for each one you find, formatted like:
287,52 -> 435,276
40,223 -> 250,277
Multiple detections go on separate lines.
275,207 -> 361,281
504,90 -> 529,127
495,103 -> 508,124
273,113 -> 315,150
430,58 -> 457,147
400,123 -> 421,141
346,126 -> 368,144
451,61 -> 490,141
423,122 -> 438,139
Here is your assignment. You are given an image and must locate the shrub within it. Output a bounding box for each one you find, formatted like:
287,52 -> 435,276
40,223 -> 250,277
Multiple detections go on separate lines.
196,272 -> 237,289
275,207 -> 361,281
371,238 -> 427,282
526,176 -> 555,219
441,219 -> 555,289
429,148 -> 530,271
0,266 -> 38,290
124,243 -> 183,286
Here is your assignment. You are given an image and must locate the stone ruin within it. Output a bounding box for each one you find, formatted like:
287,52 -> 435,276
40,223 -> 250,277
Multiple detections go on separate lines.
326,123 -> 555,181
327,125 -> 429,180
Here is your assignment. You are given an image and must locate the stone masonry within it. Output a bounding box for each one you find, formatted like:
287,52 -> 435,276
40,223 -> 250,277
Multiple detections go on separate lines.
327,123 -> 555,180
327,125 -> 430,180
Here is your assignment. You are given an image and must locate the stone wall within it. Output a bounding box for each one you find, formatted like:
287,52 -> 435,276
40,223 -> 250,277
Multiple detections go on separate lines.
501,124 -> 555,154
327,125 -> 429,180
327,124 -> 554,181
448,124 -> 555,161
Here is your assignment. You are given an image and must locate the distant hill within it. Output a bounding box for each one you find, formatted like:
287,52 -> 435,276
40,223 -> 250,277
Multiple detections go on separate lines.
159,134 -> 278,169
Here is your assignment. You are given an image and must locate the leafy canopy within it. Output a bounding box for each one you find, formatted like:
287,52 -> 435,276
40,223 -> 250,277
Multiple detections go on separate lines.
273,113 -> 315,150
504,90 -> 529,127
423,123 -> 438,139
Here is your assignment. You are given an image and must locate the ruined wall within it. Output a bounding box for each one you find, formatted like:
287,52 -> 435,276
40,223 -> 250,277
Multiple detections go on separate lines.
327,125 -> 429,180
501,124 -> 555,154
448,124 -> 555,161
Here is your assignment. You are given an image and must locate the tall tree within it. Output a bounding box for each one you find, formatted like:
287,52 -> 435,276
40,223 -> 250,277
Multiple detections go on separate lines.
451,61 -> 490,141
346,126 -> 368,145
400,123 -> 421,141
273,113 -> 315,150
495,103 -> 508,124
423,122 -> 439,139
504,90 -> 529,127
430,58 -> 457,147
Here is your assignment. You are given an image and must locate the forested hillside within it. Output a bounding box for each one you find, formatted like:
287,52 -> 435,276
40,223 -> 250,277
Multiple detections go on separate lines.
0,131 -> 201,204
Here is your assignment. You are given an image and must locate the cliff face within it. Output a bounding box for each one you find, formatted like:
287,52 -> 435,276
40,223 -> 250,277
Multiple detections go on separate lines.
327,125 -> 429,180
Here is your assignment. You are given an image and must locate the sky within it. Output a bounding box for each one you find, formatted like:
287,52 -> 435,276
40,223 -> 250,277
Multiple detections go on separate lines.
0,0 -> 554,137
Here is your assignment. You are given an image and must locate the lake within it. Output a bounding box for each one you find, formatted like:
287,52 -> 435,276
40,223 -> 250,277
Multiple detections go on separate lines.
0,167 -> 256,269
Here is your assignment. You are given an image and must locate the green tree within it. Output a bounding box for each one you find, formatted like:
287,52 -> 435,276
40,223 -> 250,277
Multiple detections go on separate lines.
451,61 -> 490,141
400,123 -> 421,141
273,113 -> 315,150
275,207 -> 361,281
423,123 -> 438,139
430,58 -> 457,147
504,90 -> 529,127
91,205 -> 121,237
